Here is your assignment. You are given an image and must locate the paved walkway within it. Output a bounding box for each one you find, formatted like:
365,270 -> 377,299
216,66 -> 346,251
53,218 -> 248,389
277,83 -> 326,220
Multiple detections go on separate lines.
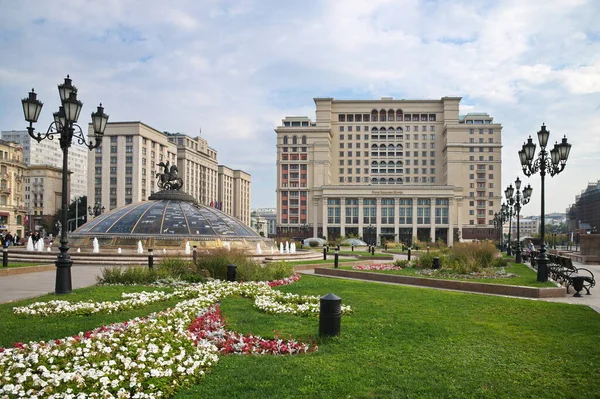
0,266 -> 103,304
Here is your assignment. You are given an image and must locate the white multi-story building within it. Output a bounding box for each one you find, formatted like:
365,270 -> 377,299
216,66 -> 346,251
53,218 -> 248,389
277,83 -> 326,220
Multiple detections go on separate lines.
1,130 -> 88,201
253,208 -> 277,237
88,122 -> 251,225
275,97 -> 503,245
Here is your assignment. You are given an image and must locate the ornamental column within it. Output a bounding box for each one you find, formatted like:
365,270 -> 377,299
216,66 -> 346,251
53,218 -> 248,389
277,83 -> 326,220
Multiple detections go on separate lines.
312,199 -> 319,238
448,197 -> 454,246
394,197 -> 400,243
430,197 -> 436,242
340,197 -> 346,237
376,198 -> 382,245
457,198 -> 463,242
322,197 -> 328,240
412,197 -> 418,242
358,197 -> 364,239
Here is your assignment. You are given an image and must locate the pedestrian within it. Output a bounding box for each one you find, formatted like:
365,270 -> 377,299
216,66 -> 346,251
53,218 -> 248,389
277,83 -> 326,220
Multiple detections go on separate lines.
4,231 -> 12,247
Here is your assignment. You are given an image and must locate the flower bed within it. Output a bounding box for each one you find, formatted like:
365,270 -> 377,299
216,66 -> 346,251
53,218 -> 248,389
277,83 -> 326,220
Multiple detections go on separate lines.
1,276 -> 347,398
352,264 -> 403,271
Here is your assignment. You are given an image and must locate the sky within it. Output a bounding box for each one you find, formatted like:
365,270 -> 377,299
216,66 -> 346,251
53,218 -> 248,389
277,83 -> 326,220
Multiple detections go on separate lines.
1,0 -> 599,216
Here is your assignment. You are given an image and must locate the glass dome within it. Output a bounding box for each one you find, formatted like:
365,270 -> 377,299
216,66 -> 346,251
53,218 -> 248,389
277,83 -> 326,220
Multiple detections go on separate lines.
70,193 -> 269,250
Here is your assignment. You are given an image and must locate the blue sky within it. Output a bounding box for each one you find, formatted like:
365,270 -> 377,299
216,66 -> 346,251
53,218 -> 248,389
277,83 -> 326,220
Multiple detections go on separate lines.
1,0 -> 599,215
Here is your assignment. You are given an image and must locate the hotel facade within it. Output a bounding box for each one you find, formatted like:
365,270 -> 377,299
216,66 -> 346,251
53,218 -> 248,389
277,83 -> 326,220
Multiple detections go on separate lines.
275,97 -> 502,245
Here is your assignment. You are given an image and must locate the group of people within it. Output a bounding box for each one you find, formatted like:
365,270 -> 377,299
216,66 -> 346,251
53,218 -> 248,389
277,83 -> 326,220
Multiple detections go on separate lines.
1,231 -> 19,247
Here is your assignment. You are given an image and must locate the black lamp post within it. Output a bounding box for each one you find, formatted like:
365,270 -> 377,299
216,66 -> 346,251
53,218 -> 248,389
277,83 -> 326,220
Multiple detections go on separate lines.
366,224 -> 375,246
88,203 -> 106,217
500,203 -> 510,253
505,178 -> 532,263
519,124 -> 571,282
22,76 -> 109,294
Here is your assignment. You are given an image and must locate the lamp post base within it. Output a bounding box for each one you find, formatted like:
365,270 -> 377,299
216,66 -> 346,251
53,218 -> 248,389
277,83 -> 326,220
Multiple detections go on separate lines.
515,247 -> 522,264
536,256 -> 549,282
55,247 -> 73,295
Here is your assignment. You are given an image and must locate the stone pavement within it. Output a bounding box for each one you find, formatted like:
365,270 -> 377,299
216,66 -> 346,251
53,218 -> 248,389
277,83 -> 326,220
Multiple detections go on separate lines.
0,266 -> 103,304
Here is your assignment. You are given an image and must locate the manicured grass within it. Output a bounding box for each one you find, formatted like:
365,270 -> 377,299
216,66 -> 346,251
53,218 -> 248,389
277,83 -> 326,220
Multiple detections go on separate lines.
1,262 -> 52,268
3,277 -> 599,398
0,285 -> 180,347
340,263 -> 556,288
174,275 -> 600,398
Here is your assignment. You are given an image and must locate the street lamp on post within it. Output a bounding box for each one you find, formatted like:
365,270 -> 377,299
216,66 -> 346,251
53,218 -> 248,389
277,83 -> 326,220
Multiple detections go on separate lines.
503,190 -> 515,256
506,178 -> 532,263
88,203 -> 105,217
519,124 -> 571,282
22,76 -> 109,295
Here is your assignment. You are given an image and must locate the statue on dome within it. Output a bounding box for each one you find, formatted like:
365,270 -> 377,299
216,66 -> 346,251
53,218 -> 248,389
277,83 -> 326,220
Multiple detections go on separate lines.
156,161 -> 183,190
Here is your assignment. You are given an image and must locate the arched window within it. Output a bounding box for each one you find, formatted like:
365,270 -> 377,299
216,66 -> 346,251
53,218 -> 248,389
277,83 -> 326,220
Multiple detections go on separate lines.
371,109 -> 378,122
396,144 -> 403,150
396,110 -> 403,120
388,178 -> 395,184
371,178 -> 378,184
396,178 -> 403,184
292,136 -> 298,145
371,144 -> 379,149
388,160 -> 395,166
379,127 -> 386,133
379,178 -> 387,184
379,110 -> 386,121
396,127 -> 403,132
379,144 -> 386,150
283,136 -> 288,145
371,160 -> 379,166
396,161 -> 403,166
16,215 -> 22,225
380,161 -> 387,167
388,144 -> 395,150
301,135 -> 307,145
388,109 -> 394,121
371,127 -> 378,132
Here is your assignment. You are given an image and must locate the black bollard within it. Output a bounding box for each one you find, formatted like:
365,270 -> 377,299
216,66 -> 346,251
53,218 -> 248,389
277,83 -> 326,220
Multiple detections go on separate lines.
2,246 -> 7,268
336,244 -> 340,252
192,245 -> 198,262
351,244 -> 354,252
334,251 -> 339,268
148,249 -> 154,270
371,246 -> 375,256
433,257 -> 440,269
319,293 -> 342,337
408,248 -> 412,261
323,247 -> 327,260
227,264 -> 237,282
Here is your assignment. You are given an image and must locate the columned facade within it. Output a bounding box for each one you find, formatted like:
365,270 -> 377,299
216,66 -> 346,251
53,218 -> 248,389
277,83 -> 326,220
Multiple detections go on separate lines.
275,97 -> 502,244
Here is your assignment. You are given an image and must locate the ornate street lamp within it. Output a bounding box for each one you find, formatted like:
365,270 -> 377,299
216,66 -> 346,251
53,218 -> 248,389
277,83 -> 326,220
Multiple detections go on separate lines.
519,124 -> 571,282
22,76 -> 108,294
88,203 -> 106,217
505,178 -> 532,263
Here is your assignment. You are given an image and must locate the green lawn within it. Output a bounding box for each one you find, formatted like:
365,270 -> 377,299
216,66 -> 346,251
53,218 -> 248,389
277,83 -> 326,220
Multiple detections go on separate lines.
175,275 -> 600,398
1,261 -> 53,268
284,258 -> 358,265
2,277 -> 599,398
340,263 -> 557,288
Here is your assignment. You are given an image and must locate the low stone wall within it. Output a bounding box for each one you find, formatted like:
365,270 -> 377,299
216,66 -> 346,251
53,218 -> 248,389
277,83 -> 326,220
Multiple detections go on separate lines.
314,267 -> 566,298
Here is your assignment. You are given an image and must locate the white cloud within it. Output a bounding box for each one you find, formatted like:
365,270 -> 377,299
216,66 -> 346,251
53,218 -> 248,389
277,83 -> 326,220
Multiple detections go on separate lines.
1,0 -> 599,211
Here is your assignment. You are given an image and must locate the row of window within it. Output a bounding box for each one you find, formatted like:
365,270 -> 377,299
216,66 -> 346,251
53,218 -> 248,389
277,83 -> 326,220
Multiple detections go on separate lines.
340,126 -> 436,133
336,176 -> 436,183
338,150 -> 437,158
282,136 -> 307,145
338,112 -> 436,122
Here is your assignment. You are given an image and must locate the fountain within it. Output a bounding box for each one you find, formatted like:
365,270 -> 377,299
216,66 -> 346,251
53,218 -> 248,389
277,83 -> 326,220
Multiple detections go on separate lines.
256,243 -> 262,255
270,246 -> 274,254
224,242 -> 231,251
279,242 -> 283,254
137,241 -> 143,254
185,242 -> 191,255
77,248 -> 81,253
26,237 -> 34,251
291,243 -> 296,254
163,248 -> 167,254
117,248 -> 122,254
93,238 -> 100,253
36,239 -> 44,252
47,247 -> 51,252
285,241 -> 290,254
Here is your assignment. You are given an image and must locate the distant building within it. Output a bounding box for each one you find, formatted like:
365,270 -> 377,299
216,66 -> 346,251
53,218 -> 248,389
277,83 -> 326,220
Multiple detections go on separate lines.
0,140 -> 26,237
1,130 -> 88,201
505,216 -> 539,238
253,208 -> 277,237
567,180 -> 600,236
24,165 -> 68,233
88,122 -> 251,225
275,97 -> 503,244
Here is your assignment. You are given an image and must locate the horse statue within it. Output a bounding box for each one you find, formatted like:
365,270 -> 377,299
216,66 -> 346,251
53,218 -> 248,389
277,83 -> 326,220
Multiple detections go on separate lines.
156,161 -> 183,190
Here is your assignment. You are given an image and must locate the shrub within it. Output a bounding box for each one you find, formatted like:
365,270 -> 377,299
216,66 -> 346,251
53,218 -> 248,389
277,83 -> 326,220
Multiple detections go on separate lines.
394,259 -> 411,268
308,240 -> 320,248
98,256 -> 206,285
195,248 -> 294,282
415,252 -> 437,269
446,241 -> 498,273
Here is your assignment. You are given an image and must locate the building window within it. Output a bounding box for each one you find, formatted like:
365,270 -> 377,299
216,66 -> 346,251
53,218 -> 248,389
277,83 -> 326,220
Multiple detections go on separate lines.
111,146 -> 117,153
126,146 -> 133,153
111,136 -> 118,143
